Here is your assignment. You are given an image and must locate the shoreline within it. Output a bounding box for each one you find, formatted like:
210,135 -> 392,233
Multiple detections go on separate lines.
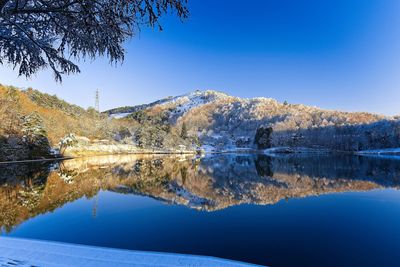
0,157 -> 71,165
1,146 -> 400,165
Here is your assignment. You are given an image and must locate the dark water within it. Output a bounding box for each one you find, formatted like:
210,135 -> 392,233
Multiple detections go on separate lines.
1,154 -> 400,267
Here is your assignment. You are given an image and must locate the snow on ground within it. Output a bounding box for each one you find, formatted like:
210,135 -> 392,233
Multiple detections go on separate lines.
158,90 -> 230,117
110,112 -> 132,119
166,96 -> 207,116
109,90 -> 229,120
0,237 -> 263,267
0,257 -> 32,267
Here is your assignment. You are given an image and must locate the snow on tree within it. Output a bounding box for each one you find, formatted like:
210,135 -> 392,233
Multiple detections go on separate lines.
21,112 -> 50,156
59,133 -> 78,155
0,0 -> 188,81
22,112 -> 47,144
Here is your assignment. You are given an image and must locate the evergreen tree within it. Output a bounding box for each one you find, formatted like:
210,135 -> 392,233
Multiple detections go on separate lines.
0,0 -> 189,81
254,126 -> 273,149
22,113 -> 47,143
180,122 -> 188,140
21,112 -> 50,157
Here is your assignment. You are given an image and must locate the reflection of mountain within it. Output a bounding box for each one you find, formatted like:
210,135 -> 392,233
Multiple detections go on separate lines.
1,154 -> 400,232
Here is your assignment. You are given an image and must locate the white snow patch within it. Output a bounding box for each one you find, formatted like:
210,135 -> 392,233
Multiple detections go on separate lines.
110,112 -> 132,119
0,237 -> 262,267
158,90 -> 230,116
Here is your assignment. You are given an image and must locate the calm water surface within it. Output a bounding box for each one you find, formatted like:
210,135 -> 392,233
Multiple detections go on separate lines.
1,154 -> 400,267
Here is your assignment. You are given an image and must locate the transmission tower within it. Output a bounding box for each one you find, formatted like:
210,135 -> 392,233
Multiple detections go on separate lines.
95,89 -> 100,112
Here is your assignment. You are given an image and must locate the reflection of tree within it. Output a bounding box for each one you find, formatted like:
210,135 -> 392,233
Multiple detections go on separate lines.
0,162 -> 50,233
180,166 -> 188,185
1,154 -> 400,232
254,155 -> 274,178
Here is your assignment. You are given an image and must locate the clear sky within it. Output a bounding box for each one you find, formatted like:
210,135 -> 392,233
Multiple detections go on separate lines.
1,0 -> 400,115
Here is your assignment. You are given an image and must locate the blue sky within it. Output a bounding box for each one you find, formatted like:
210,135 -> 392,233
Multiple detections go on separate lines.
1,0 -> 400,115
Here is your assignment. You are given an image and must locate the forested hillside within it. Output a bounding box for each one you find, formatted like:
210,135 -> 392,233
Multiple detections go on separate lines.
108,90 -> 400,152
0,85 -> 124,160
0,85 -> 194,161
1,85 -> 399,162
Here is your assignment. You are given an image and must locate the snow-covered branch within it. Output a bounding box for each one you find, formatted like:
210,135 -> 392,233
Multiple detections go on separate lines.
0,0 -> 188,81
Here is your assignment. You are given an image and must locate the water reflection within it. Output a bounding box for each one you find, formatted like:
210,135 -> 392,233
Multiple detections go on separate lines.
1,154 -> 400,232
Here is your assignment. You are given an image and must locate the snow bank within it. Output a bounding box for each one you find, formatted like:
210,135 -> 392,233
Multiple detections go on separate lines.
0,237 -> 263,267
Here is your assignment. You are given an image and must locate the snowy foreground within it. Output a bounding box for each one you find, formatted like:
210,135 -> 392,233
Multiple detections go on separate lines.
0,237 -> 263,267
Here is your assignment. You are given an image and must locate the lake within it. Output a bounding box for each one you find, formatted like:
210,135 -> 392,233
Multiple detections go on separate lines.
1,153 -> 400,267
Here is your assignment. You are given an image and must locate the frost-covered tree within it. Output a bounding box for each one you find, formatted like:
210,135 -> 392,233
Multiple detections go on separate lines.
21,112 -> 50,156
59,133 -> 78,155
0,0 -> 188,81
22,112 -> 47,143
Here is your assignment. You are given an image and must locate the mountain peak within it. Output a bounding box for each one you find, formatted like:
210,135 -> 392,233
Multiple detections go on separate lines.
188,89 -> 230,97
106,90 -> 234,118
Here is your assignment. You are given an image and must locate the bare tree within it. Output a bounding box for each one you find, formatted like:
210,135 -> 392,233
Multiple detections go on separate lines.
0,0 -> 188,81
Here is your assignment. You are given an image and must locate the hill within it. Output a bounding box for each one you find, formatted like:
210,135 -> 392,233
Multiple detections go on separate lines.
107,90 -> 400,152
0,85 -> 193,161
1,85 -> 399,161
0,85 -> 126,160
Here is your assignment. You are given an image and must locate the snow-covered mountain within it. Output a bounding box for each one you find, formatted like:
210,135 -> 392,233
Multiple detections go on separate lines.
106,90 -> 400,152
107,90 -> 233,120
